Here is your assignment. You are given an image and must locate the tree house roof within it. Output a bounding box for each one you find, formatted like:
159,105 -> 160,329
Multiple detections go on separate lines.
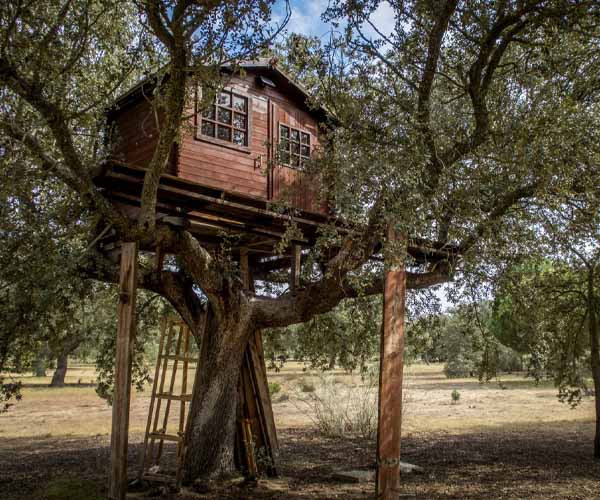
109,58 -> 332,124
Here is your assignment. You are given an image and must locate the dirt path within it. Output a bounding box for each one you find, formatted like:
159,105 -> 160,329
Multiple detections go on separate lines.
0,424 -> 599,499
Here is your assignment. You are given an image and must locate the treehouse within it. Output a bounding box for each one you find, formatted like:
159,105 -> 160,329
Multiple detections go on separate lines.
98,59 -> 331,267
96,60 -> 458,500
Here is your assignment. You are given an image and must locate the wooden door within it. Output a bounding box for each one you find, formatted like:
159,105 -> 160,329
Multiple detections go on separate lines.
267,102 -> 324,214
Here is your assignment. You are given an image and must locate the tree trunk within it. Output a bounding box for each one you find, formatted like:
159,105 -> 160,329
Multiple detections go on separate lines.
51,353 -> 68,387
184,305 -> 254,482
588,270 -> 600,459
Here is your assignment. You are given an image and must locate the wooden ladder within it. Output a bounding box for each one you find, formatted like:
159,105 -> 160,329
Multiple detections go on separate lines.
138,317 -> 194,488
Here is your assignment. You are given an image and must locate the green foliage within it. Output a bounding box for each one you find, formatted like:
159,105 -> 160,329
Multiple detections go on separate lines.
451,389 -> 461,404
268,382 -> 281,396
0,378 -> 21,413
491,258 -> 598,407
94,291 -> 166,404
264,296 -> 381,372
435,304 -> 523,380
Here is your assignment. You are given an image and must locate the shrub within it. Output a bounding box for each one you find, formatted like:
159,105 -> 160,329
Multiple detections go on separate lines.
268,382 -> 281,395
296,374 -> 377,439
451,389 -> 461,404
299,379 -> 316,393
444,355 -> 476,378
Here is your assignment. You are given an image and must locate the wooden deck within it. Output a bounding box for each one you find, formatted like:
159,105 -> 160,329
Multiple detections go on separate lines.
94,163 -> 458,272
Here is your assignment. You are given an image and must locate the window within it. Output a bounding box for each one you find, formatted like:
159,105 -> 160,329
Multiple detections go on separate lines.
279,124 -> 311,168
200,89 -> 249,147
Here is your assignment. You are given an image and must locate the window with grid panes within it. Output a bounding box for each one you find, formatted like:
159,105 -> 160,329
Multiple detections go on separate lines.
279,124 -> 311,168
200,89 -> 248,146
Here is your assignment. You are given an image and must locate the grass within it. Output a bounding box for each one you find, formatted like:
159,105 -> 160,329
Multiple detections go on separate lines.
38,477 -> 103,500
0,362 -> 595,440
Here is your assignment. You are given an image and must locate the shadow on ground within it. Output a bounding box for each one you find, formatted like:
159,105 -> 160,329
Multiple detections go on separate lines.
0,424 -> 599,499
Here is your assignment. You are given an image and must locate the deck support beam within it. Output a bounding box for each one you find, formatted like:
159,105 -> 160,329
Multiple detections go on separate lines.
376,227 -> 407,500
290,244 -> 301,294
109,242 -> 139,500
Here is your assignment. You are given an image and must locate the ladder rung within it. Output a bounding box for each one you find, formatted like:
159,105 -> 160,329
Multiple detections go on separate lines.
149,432 -> 183,442
159,354 -> 197,362
155,393 -> 193,402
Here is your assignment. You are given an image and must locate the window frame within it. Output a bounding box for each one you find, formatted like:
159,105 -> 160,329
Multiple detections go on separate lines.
196,87 -> 252,154
278,123 -> 312,169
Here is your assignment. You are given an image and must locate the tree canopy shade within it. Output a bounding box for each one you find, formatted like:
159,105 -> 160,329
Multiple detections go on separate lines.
2,0 -> 600,486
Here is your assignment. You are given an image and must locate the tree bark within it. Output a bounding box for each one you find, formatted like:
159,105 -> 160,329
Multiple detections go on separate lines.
184,304 -> 254,482
50,353 -> 68,387
587,269 -> 600,459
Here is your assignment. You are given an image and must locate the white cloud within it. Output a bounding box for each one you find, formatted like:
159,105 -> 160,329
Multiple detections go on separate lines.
273,1 -> 397,44
365,1 -> 396,41
284,0 -> 331,39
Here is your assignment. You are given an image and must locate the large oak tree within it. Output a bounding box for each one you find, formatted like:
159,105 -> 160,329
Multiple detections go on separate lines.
2,0 -> 600,480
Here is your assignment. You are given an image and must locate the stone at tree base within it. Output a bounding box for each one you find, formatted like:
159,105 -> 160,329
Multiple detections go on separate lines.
399,461 -> 424,474
332,470 -> 374,483
332,462 -> 424,483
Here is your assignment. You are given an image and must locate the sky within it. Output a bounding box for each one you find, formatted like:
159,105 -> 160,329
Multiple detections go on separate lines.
272,0 -> 396,43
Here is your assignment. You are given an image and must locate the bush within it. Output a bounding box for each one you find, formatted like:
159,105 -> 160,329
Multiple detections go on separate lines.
268,382 -> 281,395
451,389 -> 461,404
444,355 -> 476,378
296,374 -> 377,439
299,379 -> 316,393
295,367 -> 411,440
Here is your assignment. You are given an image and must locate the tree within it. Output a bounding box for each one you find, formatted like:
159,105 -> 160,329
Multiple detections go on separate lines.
492,197 -> 600,458
2,0 -> 600,481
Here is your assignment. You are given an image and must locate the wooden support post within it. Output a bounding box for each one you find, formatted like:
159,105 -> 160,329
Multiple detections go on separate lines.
109,242 -> 138,500
376,227 -> 406,500
290,244 -> 301,294
240,248 -> 250,291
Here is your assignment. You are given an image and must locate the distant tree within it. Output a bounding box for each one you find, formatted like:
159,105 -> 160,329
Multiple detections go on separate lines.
0,153 -> 163,393
432,303 -> 522,379
492,197 -> 600,458
265,296 -> 382,372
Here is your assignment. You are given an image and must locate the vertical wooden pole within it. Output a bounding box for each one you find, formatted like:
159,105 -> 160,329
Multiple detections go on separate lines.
109,242 -> 138,500
376,227 -> 406,500
290,244 -> 301,294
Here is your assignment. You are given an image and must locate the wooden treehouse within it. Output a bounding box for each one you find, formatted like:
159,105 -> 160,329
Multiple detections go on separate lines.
100,60 -> 331,258
97,60 -> 455,500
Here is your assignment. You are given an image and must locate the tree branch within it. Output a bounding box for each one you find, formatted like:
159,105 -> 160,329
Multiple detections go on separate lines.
252,265 -> 450,329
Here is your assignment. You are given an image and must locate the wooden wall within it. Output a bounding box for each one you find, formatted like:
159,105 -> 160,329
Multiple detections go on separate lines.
109,70 -> 326,215
109,97 -> 178,175
179,71 -> 325,213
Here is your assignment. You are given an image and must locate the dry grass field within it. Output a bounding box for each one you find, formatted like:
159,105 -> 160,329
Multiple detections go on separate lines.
0,362 -> 598,499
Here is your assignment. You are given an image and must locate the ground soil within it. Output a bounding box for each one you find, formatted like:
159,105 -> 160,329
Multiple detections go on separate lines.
0,363 -> 598,499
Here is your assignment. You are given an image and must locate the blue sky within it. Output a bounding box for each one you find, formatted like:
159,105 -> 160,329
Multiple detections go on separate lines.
272,0 -> 396,42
